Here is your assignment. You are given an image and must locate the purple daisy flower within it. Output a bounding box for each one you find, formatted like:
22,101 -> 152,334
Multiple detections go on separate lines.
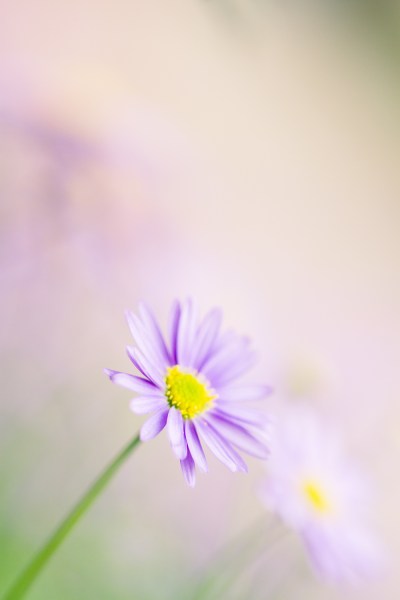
261,408 -> 384,584
105,299 -> 271,486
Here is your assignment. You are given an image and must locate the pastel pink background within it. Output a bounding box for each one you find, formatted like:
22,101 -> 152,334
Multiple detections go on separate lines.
1,2 -> 399,598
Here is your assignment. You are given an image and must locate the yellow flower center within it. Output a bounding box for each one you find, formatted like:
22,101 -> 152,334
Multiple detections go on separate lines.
165,366 -> 216,420
303,480 -> 331,513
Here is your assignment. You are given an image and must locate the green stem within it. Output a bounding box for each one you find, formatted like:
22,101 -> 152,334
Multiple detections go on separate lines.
4,433 -> 141,600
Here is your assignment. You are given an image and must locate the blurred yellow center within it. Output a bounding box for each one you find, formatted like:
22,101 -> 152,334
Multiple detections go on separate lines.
165,366 -> 215,419
303,481 -> 331,513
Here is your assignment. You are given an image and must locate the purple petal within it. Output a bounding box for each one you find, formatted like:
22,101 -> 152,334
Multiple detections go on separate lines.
126,347 -> 151,379
127,346 -> 165,388
167,407 -> 187,460
191,308 -> 223,371
140,408 -> 169,441
180,448 -> 196,487
176,298 -> 197,366
201,335 -> 254,386
209,349 -> 257,388
210,330 -> 237,354
125,310 -> 167,374
213,405 -> 270,429
138,302 -> 171,363
207,413 -> 269,459
196,419 -> 248,473
200,336 -> 241,376
129,395 -> 166,415
104,369 -> 156,393
168,299 -> 181,364
185,420 -> 208,472
217,384 -> 273,402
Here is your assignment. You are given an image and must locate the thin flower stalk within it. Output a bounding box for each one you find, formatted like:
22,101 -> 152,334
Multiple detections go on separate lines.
4,433 -> 141,600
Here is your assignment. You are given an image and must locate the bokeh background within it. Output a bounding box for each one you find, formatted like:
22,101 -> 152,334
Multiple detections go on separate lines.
1,1 -> 399,598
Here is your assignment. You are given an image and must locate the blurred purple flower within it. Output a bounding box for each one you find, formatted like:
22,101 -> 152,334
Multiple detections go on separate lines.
106,299 -> 271,486
261,409 -> 384,584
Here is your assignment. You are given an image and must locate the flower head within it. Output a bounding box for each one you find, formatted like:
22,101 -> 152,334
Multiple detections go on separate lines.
106,299 -> 271,486
261,408 -> 383,584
